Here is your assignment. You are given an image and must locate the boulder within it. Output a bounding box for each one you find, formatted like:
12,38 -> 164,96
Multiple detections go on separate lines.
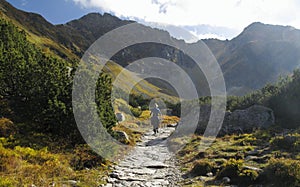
196,105 -> 275,136
116,113 -> 125,122
224,105 -> 275,132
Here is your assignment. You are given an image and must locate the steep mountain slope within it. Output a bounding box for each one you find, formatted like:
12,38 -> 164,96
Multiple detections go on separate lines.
0,0 -> 134,58
64,13 -> 132,50
0,0 -> 81,60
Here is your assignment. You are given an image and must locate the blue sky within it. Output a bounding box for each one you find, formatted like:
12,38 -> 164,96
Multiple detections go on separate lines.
5,0 -> 300,40
6,0 -> 101,24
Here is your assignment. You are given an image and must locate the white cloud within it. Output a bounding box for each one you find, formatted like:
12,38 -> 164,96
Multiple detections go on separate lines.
72,0 -> 300,39
21,0 -> 28,6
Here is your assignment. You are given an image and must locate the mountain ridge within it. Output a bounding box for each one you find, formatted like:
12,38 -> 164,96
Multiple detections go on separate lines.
2,0 -> 300,95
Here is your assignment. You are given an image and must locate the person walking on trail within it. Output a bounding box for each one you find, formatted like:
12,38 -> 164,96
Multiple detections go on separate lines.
150,103 -> 162,134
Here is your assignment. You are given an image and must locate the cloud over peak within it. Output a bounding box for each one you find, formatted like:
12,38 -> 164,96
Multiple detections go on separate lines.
72,0 -> 300,40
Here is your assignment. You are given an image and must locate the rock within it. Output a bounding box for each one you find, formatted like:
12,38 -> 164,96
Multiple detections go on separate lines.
109,172 -> 119,179
183,180 -> 193,185
222,177 -> 231,184
247,149 -> 260,156
206,172 -> 213,177
145,161 -> 169,169
116,113 -> 125,122
103,183 -> 113,187
226,105 -> 274,131
115,131 -> 130,144
245,155 -> 269,163
167,123 -> 177,128
196,105 -> 275,136
243,165 -> 263,173
66,180 -> 77,186
245,155 -> 258,161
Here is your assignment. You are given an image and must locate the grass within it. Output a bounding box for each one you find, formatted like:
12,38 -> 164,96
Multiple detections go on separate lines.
0,11 -> 79,62
0,139 -> 110,186
105,61 -> 179,102
0,105 -> 179,186
176,128 -> 300,186
0,118 -> 111,187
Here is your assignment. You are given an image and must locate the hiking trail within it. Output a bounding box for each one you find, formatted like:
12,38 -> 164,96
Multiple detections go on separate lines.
103,126 -> 181,187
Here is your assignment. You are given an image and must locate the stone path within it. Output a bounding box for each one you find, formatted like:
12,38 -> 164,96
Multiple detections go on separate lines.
104,127 -> 182,187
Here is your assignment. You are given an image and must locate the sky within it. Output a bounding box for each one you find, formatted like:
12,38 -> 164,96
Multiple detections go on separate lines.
5,0 -> 300,40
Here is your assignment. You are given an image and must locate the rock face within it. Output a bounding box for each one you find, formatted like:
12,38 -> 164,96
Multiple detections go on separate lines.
196,105 -> 275,136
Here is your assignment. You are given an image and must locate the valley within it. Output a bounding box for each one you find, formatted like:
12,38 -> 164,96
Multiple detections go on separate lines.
0,0 -> 300,186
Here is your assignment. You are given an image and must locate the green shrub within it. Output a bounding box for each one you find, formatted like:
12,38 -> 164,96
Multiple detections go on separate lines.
253,129 -> 273,145
130,107 -> 142,117
0,144 -> 21,172
141,105 -> 148,110
217,158 -> 259,185
270,134 -> 300,152
217,158 -> 243,179
262,158 -> 300,187
0,118 -> 17,138
188,159 -> 216,177
239,169 -> 259,182
71,144 -> 106,170
0,177 -> 15,187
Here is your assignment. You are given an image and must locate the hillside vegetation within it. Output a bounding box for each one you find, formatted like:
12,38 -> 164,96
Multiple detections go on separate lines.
227,69 -> 300,129
177,70 -> 300,186
0,19 -> 117,186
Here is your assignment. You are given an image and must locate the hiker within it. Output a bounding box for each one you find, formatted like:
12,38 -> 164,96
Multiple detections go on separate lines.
150,103 -> 162,134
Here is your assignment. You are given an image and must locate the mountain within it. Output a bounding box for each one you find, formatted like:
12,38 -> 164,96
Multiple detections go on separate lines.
0,0 -> 79,60
0,0 -> 133,58
0,0 -> 179,101
203,22 -> 300,95
2,0 -> 300,96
